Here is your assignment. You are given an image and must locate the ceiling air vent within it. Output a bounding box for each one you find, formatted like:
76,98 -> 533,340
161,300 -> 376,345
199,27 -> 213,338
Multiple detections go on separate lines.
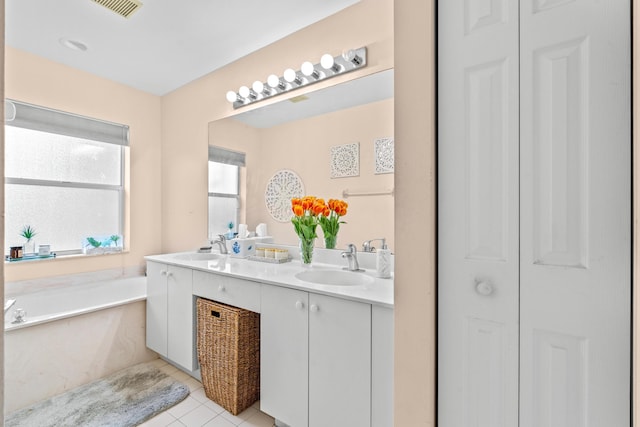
91,0 -> 143,18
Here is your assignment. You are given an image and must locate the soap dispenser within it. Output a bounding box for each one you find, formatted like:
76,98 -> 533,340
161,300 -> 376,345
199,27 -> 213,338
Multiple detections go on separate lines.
376,239 -> 392,279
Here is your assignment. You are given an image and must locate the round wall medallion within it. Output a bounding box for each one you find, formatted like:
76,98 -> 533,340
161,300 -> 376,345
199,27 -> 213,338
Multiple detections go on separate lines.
265,169 -> 305,222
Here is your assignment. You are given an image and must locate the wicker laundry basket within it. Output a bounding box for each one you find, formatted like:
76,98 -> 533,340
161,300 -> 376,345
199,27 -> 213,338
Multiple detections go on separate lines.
196,297 -> 260,415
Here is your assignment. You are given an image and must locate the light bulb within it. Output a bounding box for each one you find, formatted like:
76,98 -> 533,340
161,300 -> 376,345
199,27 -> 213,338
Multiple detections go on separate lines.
226,91 -> 238,103
267,74 -> 281,88
283,68 -> 296,83
320,53 -> 342,73
342,49 -> 362,66
301,61 -> 321,80
238,86 -> 250,98
252,80 -> 264,93
320,54 -> 334,70
301,61 -> 314,76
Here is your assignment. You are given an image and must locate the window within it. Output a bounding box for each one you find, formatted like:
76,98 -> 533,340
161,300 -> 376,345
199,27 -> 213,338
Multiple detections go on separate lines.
5,100 -> 128,255
208,146 -> 245,239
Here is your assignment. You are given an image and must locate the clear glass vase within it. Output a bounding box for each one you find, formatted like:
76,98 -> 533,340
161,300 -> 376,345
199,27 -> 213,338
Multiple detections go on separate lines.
324,234 -> 337,250
23,239 -> 35,255
299,237 -> 315,266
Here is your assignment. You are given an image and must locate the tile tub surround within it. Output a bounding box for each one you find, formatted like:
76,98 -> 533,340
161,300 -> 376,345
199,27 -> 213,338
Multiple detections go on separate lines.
145,245 -> 394,308
4,266 -> 145,296
5,270 -> 155,413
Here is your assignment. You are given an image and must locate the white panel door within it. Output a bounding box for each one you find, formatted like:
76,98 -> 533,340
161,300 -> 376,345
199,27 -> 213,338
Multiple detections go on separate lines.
439,0 -> 630,425
438,1 -> 520,426
519,1 -> 630,426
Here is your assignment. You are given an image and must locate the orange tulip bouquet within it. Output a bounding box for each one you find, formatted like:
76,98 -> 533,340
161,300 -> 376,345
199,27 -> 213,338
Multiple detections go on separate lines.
291,196 -> 325,264
317,198 -> 348,250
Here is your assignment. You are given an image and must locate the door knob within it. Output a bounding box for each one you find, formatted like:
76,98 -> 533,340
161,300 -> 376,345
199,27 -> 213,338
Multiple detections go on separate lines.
475,280 -> 493,296
310,304 -> 319,312
218,285 -> 225,292
295,300 -> 304,310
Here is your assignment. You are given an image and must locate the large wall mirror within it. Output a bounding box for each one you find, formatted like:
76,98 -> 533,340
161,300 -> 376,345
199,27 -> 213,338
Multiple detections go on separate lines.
208,68 -> 394,251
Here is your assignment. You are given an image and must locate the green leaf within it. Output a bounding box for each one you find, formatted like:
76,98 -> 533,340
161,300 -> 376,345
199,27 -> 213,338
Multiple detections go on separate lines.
19,225 -> 36,240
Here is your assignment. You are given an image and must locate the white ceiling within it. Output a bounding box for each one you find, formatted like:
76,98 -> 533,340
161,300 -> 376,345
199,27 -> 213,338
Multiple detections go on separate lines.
6,0 -> 360,96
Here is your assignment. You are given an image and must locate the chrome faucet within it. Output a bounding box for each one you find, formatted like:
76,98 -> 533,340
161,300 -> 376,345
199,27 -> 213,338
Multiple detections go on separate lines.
211,234 -> 229,255
362,238 -> 385,253
4,299 -> 16,314
341,243 -> 363,272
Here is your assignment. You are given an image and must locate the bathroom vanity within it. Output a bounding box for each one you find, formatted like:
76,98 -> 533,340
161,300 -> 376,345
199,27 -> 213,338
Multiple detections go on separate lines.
144,249 -> 393,427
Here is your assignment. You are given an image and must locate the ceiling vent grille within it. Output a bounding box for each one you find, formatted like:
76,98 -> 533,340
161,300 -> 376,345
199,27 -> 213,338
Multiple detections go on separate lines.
91,0 -> 143,18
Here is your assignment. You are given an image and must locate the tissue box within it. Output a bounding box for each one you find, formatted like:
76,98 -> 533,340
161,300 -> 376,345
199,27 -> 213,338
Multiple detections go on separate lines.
228,238 -> 256,258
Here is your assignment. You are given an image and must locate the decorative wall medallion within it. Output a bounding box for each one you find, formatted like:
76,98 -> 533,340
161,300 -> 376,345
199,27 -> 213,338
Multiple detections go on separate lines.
265,169 -> 305,222
375,137 -> 394,174
330,142 -> 360,178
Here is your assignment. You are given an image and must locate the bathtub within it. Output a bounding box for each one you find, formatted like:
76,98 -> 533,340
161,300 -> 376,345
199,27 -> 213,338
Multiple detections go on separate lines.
4,276 -> 146,331
4,274 -> 158,413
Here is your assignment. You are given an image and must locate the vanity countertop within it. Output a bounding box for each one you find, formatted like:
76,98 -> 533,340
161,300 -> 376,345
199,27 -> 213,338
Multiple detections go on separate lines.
145,251 -> 394,308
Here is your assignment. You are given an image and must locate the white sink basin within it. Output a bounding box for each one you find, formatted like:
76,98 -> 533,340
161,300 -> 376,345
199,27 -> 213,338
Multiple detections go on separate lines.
295,269 -> 374,286
173,252 -> 224,261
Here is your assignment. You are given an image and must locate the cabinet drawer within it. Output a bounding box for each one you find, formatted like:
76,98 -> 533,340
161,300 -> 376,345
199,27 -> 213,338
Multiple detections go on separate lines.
193,270 -> 261,313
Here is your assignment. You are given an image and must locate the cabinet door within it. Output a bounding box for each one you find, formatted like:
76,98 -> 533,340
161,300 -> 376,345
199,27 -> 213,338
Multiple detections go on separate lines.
309,294 -> 371,427
372,306 -> 393,427
260,285 -> 309,427
146,261 -> 168,356
167,265 -> 194,371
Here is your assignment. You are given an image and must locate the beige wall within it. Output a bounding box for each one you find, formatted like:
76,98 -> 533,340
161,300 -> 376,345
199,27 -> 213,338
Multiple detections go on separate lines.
394,1 -> 436,425
210,98 -> 394,249
4,47 -> 163,282
160,0 -> 393,253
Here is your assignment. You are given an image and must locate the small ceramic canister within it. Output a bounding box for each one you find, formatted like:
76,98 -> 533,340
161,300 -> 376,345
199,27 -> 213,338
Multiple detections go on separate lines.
275,249 -> 289,260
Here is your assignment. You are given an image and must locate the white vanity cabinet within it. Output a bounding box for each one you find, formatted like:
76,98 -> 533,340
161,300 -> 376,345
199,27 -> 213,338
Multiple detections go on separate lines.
145,261 -> 196,371
261,284 -> 372,427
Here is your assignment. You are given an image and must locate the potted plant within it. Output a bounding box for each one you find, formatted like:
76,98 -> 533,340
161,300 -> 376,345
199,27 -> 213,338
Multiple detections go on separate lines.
85,237 -> 103,255
110,235 -> 121,247
20,225 -> 37,255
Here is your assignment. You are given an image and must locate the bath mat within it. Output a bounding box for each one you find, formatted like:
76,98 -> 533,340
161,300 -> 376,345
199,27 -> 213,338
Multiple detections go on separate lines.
5,362 -> 189,427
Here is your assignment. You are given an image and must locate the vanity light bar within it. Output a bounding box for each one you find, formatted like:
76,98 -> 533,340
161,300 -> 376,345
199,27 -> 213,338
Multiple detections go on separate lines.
225,47 -> 367,110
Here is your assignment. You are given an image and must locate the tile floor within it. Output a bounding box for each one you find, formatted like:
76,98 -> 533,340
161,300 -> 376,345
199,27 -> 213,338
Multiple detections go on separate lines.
141,358 -> 275,427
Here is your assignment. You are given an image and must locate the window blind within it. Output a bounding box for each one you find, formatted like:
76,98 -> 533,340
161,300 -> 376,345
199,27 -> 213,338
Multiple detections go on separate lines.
5,99 -> 129,147
208,145 -> 246,167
